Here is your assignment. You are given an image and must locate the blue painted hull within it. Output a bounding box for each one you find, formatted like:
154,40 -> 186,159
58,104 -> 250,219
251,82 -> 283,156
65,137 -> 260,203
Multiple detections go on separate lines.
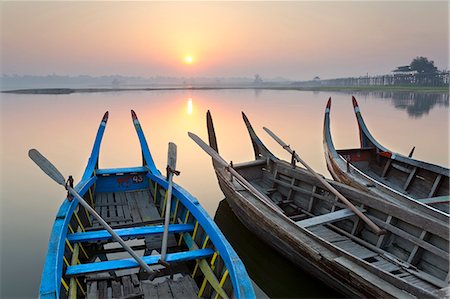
39,111 -> 254,298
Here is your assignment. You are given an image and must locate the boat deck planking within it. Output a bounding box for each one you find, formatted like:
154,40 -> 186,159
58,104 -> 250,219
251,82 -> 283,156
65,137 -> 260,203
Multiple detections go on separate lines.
324,97 -> 449,218
86,274 -> 198,299
91,190 -> 161,230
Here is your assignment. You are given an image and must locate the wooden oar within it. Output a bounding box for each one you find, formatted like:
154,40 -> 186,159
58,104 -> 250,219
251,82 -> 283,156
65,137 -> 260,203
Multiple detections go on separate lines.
262,127 -> 385,235
28,149 -> 154,273
160,142 -> 177,262
188,132 -> 284,215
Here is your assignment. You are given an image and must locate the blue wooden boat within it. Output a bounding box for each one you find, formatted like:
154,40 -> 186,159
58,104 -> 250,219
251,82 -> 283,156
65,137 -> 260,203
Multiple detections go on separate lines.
323,96 -> 449,220
39,110 -> 254,299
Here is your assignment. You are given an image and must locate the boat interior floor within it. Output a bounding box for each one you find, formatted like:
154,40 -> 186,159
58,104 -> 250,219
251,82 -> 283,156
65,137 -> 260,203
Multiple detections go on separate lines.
246,178 -> 442,292
82,189 -> 199,298
351,161 -> 409,193
86,271 -> 199,299
90,190 -> 162,230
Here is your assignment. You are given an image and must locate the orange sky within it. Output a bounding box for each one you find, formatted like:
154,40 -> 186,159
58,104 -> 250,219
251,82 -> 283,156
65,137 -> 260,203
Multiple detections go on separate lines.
1,1 -> 448,80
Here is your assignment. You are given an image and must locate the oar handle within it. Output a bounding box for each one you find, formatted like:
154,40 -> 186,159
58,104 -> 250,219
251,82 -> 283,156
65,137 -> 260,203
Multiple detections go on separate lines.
29,149 -> 154,272
67,186 -> 154,272
188,132 -> 285,215
263,127 -> 385,235
161,142 -> 178,261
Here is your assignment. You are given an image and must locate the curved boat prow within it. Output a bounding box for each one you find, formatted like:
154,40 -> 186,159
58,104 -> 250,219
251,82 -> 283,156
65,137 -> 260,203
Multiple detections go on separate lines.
352,96 -> 388,152
323,98 -> 355,184
82,111 -> 109,180
206,110 -> 219,153
323,98 -> 339,159
241,112 -> 275,160
131,109 -> 159,175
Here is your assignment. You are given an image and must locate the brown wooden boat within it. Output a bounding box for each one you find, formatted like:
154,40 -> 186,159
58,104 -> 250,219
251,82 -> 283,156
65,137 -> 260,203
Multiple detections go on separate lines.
323,96 -> 449,220
190,110 -> 449,298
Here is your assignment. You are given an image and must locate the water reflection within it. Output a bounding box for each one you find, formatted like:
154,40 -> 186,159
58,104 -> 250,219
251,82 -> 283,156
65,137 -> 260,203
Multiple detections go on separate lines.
187,97 -> 193,115
345,91 -> 449,118
214,199 -> 343,298
0,89 -> 448,297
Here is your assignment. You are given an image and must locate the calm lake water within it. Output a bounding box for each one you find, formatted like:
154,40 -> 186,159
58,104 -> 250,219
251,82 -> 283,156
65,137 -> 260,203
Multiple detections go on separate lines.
0,89 -> 448,298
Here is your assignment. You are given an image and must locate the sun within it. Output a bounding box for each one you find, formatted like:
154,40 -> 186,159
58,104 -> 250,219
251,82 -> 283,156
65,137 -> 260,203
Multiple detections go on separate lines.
184,56 -> 193,64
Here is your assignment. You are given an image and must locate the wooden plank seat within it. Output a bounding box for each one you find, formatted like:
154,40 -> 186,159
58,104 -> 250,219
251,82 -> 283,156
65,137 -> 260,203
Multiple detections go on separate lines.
417,195 -> 449,205
296,208 -> 366,228
66,248 -> 214,276
67,224 -> 194,243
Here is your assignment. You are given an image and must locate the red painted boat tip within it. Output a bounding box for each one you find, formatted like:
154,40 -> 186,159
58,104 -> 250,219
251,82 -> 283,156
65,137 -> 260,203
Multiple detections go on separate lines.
352,96 -> 359,107
131,110 -> 137,120
326,98 -> 331,108
379,151 -> 392,158
102,111 -> 109,122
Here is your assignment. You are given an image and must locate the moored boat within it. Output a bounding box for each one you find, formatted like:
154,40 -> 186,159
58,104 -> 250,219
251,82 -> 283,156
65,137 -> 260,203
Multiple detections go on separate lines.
36,110 -> 254,299
323,96 -> 449,219
190,110 -> 449,298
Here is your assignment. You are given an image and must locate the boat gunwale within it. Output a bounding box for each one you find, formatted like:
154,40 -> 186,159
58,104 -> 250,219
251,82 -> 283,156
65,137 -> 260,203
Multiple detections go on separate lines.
351,97 -> 449,176
39,111 -> 255,299
214,164 -> 432,298
323,98 -> 449,218
207,110 -> 448,298
215,154 -> 447,298
39,176 -> 97,298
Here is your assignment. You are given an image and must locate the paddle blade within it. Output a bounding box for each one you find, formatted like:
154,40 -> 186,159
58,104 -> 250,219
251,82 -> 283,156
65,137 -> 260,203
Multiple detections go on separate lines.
263,127 -> 289,148
28,149 -> 66,186
167,142 -> 177,170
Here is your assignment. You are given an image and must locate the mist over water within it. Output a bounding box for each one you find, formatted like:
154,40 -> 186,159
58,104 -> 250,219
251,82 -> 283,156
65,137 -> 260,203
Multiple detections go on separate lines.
1,89 -> 448,297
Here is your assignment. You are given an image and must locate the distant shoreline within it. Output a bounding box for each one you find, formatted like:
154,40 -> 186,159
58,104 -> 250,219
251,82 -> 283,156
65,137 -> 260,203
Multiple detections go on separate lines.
1,85 -> 448,94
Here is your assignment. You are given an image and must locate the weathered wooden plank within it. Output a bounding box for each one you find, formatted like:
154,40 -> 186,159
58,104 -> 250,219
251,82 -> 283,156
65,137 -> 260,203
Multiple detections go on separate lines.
98,280 -> 108,299
391,162 -> 414,175
135,190 -> 160,222
141,281 -> 158,298
334,256 -> 416,298
95,203 -> 128,207
126,192 -> 142,223
144,234 -> 176,251
168,276 -> 198,298
156,280 -> 173,298
86,281 -> 98,299
428,174 -> 442,198
111,279 -> 122,298
107,193 -> 116,217
370,217 -> 449,261
381,159 -> 392,178
122,276 -> 133,296
417,195 -> 449,205
371,259 -> 401,273
85,219 -> 164,231
118,192 -> 132,222
403,167 -> 417,191
407,230 -> 427,264
405,268 -> 448,289
131,274 -> 140,287
296,208 -> 364,228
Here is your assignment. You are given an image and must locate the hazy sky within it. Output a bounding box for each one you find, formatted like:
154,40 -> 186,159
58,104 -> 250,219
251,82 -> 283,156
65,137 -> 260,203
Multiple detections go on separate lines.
1,1 -> 448,80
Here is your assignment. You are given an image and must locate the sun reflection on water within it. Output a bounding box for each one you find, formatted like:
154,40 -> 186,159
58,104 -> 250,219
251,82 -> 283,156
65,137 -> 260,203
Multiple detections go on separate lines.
187,97 -> 193,114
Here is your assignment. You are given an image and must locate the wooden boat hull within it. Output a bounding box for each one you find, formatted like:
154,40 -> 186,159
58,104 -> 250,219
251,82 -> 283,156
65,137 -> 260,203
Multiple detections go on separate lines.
323,97 -> 449,220
205,110 -> 449,299
39,111 -> 255,299
218,171 -> 379,298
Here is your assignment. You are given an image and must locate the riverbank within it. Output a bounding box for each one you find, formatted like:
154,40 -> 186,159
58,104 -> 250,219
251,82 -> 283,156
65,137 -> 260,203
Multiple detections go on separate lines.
1,85 -> 448,94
